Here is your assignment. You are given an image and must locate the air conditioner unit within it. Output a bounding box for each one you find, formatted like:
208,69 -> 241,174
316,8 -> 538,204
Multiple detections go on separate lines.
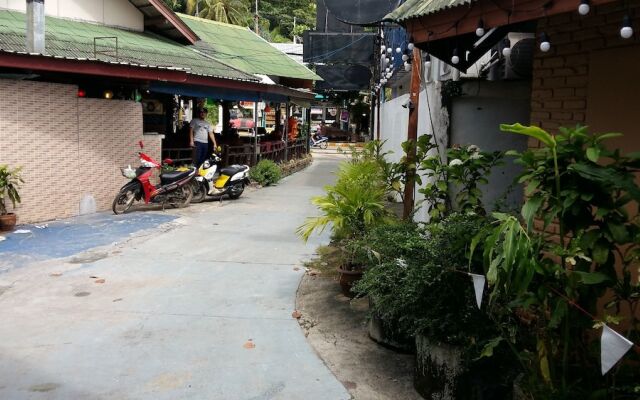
503,33 -> 535,80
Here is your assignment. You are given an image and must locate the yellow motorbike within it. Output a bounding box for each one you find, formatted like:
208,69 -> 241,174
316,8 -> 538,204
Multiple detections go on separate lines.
190,153 -> 250,203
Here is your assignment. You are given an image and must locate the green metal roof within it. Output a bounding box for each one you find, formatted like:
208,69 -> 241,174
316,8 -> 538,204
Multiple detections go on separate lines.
386,0 -> 473,22
0,9 -> 257,81
179,13 -> 321,82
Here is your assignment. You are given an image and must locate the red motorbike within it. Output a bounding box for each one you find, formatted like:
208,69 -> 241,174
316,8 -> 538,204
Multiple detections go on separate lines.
112,141 -> 196,214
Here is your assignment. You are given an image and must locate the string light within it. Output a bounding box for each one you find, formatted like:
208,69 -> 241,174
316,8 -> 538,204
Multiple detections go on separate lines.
402,53 -> 409,61
476,19 -> 485,36
621,15 -> 633,39
502,38 -> 512,57
407,42 -> 414,51
451,48 -> 459,65
578,0 -> 590,15
385,67 -> 390,72
395,47 -> 402,54
381,45 -> 386,53
387,47 -> 392,54
539,32 -> 551,52
404,62 -> 411,71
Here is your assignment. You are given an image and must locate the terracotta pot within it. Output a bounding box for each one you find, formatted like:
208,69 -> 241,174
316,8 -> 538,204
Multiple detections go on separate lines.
337,265 -> 363,298
0,213 -> 17,231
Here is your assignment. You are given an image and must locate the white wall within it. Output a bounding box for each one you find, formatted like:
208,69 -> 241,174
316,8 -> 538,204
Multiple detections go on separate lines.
0,0 -> 144,31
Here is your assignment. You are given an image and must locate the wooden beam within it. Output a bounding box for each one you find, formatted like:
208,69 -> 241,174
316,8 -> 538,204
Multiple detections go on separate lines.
403,47 -> 421,220
404,0 -> 617,44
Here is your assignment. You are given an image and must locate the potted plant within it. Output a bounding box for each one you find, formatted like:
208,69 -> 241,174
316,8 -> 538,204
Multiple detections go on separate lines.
0,165 -> 24,231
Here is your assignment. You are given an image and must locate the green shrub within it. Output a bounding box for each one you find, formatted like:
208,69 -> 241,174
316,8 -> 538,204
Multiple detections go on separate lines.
297,159 -> 391,241
250,159 -> 282,186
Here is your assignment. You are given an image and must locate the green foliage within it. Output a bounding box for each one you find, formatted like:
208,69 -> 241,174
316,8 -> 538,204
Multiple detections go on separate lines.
473,125 -> 640,398
249,159 -> 281,186
0,165 -> 23,215
297,158 -> 390,242
418,135 -> 502,220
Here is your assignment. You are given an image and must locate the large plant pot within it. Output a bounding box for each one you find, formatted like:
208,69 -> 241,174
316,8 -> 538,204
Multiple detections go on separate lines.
0,213 -> 17,231
368,311 -> 415,353
337,266 -> 363,298
414,334 -> 515,400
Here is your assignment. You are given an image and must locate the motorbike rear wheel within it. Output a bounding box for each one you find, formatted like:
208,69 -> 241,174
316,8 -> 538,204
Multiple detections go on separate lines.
320,141 -> 329,149
171,184 -> 193,208
112,184 -> 139,215
190,180 -> 206,204
228,182 -> 245,199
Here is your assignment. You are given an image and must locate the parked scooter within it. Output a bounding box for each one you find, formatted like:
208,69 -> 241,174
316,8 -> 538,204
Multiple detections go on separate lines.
113,141 -> 196,214
190,152 -> 250,203
310,134 -> 329,149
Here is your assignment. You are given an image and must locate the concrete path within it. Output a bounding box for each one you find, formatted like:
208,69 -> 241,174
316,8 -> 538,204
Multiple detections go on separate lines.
0,153 -> 350,400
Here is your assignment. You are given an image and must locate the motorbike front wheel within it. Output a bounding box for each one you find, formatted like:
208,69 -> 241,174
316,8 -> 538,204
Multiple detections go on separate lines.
112,183 -> 139,215
320,141 -> 328,149
190,180 -> 207,204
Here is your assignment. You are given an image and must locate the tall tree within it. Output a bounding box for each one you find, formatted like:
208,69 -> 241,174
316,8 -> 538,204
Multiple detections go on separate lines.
197,0 -> 251,25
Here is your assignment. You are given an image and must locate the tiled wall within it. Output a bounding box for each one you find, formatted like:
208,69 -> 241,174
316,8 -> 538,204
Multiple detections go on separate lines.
0,79 -> 161,224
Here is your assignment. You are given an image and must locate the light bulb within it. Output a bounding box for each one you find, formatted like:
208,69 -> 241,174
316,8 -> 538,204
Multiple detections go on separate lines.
451,48 -> 459,65
387,48 -> 392,54
402,54 -> 409,61
578,0 -> 590,15
407,42 -> 414,51
404,63 -> 411,72
396,47 -> 401,54
476,19 -> 485,37
386,57 -> 390,64
381,45 -> 386,52
502,47 -> 512,57
539,32 -> 551,52
385,67 -> 390,72
386,72 -> 392,78
391,56 -> 395,61
621,15 -> 633,39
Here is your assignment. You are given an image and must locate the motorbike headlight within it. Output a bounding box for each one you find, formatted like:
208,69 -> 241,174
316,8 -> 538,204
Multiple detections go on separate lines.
203,160 -> 210,169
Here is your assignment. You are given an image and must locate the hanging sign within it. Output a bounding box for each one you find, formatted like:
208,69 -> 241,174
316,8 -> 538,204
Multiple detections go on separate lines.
469,273 -> 486,309
601,325 -> 633,375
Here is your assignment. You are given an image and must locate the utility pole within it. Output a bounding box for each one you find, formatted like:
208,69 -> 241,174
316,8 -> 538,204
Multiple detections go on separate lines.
254,0 -> 259,35
293,17 -> 296,44
402,47 -> 421,220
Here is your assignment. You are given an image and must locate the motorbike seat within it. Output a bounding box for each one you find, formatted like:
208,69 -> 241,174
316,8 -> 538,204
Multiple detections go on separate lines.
160,169 -> 193,185
220,165 -> 248,176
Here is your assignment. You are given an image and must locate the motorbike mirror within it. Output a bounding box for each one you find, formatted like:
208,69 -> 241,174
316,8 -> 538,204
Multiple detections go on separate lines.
162,158 -> 173,165
138,140 -> 144,149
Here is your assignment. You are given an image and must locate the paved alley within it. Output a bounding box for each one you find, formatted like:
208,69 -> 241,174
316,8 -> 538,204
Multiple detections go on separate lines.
0,153 -> 350,400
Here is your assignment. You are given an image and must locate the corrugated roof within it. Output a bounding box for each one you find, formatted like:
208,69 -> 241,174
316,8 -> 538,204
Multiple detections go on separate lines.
385,0 -> 474,22
0,9 -> 257,81
179,13 -> 321,82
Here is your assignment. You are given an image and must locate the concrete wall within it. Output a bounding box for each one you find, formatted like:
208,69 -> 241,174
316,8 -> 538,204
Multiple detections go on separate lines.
451,81 -> 531,213
0,79 -> 161,224
0,0 -> 144,30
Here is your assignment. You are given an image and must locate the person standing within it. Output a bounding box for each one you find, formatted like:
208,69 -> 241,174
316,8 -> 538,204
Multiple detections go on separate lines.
190,108 -> 217,167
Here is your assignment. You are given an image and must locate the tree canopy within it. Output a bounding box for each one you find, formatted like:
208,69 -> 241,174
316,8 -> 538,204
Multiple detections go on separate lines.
162,0 -> 316,42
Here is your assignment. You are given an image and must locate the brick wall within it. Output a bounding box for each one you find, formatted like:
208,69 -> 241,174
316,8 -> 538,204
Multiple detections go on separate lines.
0,79 -> 161,224
529,0 -> 640,148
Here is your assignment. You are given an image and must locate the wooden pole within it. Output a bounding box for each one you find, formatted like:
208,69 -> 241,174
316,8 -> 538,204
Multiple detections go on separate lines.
402,48 -> 421,220
253,101 -> 259,165
376,88 -> 381,141
284,102 -> 290,161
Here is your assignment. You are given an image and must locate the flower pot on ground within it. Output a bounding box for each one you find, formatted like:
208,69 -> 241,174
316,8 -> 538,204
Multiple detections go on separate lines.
337,263 -> 364,298
0,165 -> 23,231
368,306 -> 414,353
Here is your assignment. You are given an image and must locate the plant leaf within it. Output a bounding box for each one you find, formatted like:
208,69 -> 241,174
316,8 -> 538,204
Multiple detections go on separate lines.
586,147 -> 600,163
500,123 -> 555,148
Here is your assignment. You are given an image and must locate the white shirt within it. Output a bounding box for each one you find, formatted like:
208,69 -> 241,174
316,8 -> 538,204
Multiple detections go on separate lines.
190,118 -> 212,143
